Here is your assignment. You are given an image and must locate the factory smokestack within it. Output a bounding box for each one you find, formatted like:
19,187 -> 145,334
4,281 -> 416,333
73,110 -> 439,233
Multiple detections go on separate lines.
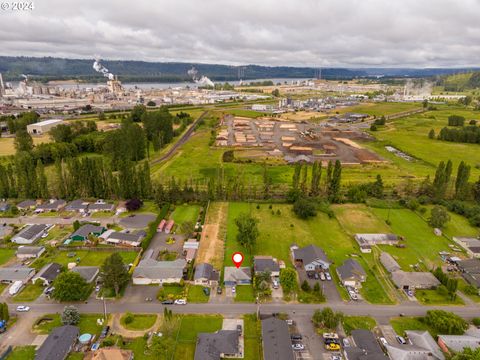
93,58 -> 115,80
188,66 -> 215,87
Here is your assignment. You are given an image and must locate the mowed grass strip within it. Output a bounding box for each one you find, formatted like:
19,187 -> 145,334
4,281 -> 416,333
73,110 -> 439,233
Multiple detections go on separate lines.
171,204 -> 201,227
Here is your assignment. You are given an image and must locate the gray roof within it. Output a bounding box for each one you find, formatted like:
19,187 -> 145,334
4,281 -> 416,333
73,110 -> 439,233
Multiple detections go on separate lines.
108,231 -> 144,243
457,259 -> 480,287
14,224 -> 48,241
337,259 -> 366,281
35,325 -> 79,360
133,259 -> 186,280
0,202 -> 10,211
71,266 -> 99,283
254,256 -> 280,273
437,335 -> 480,352
224,267 -> 251,283
70,224 -> 104,239
194,263 -> 219,282
194,330 -> 239,360
351,329 -> 387,358
17,200 -> 36,209
0,267 -> 35,281
261,317 -> 295,360
16,246 -> 44,256
37,200 -> 66,210
33,263 -> 62,282
391,271 -> 440,288
65,200 -> 89,211
89,203 -> 115,211
293,245 -> 330,266
380,252 -> 401,273
355,233 -> 399,245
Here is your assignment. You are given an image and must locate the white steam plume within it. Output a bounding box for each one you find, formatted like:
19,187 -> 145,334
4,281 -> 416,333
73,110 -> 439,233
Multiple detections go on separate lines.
93,57 -> 115,80
188,66 -> 214,87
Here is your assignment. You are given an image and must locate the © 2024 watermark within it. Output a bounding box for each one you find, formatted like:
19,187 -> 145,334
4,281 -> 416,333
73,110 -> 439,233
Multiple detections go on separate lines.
1,2 -> 34,11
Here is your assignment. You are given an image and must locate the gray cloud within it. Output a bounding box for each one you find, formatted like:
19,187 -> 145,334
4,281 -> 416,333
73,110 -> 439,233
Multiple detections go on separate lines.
1,0 -> 479,67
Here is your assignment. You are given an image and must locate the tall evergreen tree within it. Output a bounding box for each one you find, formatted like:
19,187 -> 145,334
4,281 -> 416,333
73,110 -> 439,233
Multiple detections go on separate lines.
36,160 -> 49,198
292,163 -> 302,190
328,160 -> 342,203
310,161 -> 322,196
455,161 -> 471,200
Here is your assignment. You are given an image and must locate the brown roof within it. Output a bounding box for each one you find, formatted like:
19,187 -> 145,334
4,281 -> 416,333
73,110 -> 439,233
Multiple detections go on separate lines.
86,348 -> 133,360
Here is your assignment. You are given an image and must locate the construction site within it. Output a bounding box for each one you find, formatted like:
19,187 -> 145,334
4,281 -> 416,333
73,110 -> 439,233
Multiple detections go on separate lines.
216,115 -> 384,164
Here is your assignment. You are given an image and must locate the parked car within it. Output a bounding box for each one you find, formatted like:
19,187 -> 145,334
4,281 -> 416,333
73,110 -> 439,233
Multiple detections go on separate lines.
273,280 -> 279,289
331,355 -> 342,360
286,319 -> 294,326
231,286 -> 236,294
342,338 -> 351,347
307,272 -> 314,279
379,337 -> 388,347
44,286 -> 54,295
314,273 -> 319,280
203,287 -> 210,296
100,326 -> 110,339
320,272 -> 326,281
237,324 -> 242,333
292,343 -> 305,351
396,335 -> 407,345
174,299 -> 187,305
325,272 -> 332,281
95,285 -> 101,293
216,286 -> 222,295
325,343 -> 340,351
290,334 -> 302,340
161,300 -> 174,305
16,305 -> 30,312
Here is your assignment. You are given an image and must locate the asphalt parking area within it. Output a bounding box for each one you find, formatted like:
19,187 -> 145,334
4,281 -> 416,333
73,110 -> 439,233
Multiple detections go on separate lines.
119,214 -> 156,229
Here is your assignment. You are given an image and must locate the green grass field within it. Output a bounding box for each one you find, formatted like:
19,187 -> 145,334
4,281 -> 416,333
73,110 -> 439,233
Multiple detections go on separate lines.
371,208 -> 463,271
390,316 -> 438,337
120,314 -> 157,331
243,314 -> 263,360
415,289 -> 464,306
234,285 -> 255,302
13,283 -> 44,302
6,346 -> 35,360
0,249 -> 15,265
337,102 -> 422,117
171,204 -> 201,227
342,316 -> 377,335
187,285 -> 210,303
33,314 -> 106,335
225,202 -> 393,304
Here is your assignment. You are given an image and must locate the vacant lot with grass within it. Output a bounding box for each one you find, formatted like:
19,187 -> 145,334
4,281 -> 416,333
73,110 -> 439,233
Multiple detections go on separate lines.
415,289 -> 464,306
171,204 -> 201,228
225,202 -> 393,304
13,283 -> 44,302
390,316 -> 438,337
0,249 -> 16,266
32,250 -> 138,270
342,316 -> 377,335
120,314 -> 157,331
337,102 -> 422,117
33,314 -> 106,335
187,285 -> 210,303
6,346 -> 35,360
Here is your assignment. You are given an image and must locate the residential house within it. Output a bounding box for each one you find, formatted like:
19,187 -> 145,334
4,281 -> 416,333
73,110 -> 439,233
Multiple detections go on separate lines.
355,233 -> 400,253
194,330 -> 241,360
345,329 -> 388,360
457,258 -> 480,288
12,224 -> 48,244
194,263 -> 219,286
386,330 -> 444,360
65,200 -> 90,213
223,267 -> 252,286
253,256 -> 280,277
70,224 -> 106,241
453,237 -> 480,258
72,266 -> 99,283
337,259 -> 367,288
183,240 -> 199,263
32,263 -> 62,286
292,244 -> 330,270
35,325 -> 79,360
391,271 -> 440,291
89,203 -> 115,213
0,225 -> 13,239
0,267 -> 35,283
16,246 -> 45,259
261,317 -> 295,360
165,220 -> 175,234
85,348 -> 134,360
438,333 -> 480,354
36,199 -> 66,212
16,200 -> 36,211
380,252 -> 401,273
132,258 -> 186,285
104,231 -> 145,247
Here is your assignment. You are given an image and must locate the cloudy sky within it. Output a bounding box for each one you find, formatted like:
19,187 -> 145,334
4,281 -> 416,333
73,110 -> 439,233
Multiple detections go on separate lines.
1,0 -> 479,67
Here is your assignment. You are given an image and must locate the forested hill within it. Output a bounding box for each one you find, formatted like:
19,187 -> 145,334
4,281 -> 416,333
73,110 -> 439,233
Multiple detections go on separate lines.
0,56 -> 365,82
437,71 -> 480,91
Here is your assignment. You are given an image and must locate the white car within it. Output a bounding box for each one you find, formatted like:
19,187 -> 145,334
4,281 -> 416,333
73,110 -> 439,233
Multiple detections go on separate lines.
320,272 -> 326,281
174,299 -> 187,305
16,305 -> 30,312
379,337 -> 388,347
232,286 -> 236,294
325,272 -> 332,281
292,343 -> 305,351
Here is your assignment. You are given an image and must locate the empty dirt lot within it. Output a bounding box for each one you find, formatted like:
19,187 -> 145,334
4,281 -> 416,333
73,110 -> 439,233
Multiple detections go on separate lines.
197,202 -> 228,269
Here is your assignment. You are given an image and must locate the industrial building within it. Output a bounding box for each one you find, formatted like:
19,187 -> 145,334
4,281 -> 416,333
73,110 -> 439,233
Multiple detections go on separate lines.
26,119 -> 63,134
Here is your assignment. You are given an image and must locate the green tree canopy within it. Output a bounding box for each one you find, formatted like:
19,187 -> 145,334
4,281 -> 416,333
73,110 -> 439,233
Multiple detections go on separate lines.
234,213 -> 259,254
52,272 -> 90,301
100,253 -> 130,297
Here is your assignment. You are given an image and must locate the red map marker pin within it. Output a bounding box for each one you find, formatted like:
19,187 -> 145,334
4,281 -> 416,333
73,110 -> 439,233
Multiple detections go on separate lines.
232,252 -> 244,268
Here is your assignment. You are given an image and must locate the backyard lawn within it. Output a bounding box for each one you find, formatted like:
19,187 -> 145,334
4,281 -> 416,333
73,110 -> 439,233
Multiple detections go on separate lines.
6,346 -> 35,360
0,249 -> 16,266
171,204 -> 201,229
32,250 -> 138,270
